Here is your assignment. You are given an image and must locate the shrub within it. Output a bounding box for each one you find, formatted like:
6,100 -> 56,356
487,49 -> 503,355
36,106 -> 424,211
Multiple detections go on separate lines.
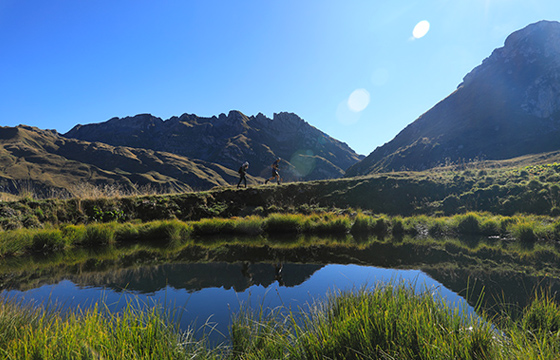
114,222 -> 140,242
480,218 -> 500,236
512,222 -> 538,243
391,217 -> 405,235
522,294 -> 560,335
428,220 -> 447,237
60,224 -> 87,245
232,216 -> 264,236
310,215 -> 351,234
372,217 -> 389,236
139,220 -> 187,245
191,218 -> 235,236
350,213 -> 374,234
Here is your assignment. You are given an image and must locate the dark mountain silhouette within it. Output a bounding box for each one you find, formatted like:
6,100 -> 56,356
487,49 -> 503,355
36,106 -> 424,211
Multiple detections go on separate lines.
64,110 -> 363,181
347,20 -> 560,176
0,125 -> 249,196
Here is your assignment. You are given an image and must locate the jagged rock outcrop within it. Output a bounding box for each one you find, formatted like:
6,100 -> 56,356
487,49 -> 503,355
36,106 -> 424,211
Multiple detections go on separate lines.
64,111 -> 363,181
347,20 -> 560,176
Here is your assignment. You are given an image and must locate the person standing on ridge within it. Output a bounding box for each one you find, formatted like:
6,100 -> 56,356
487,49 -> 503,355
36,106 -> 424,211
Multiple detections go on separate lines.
237,161 -> 249,188
265,158 -> 281,185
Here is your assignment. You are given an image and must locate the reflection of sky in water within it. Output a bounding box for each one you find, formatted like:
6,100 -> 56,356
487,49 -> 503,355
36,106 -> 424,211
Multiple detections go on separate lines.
2,264 -> 474,344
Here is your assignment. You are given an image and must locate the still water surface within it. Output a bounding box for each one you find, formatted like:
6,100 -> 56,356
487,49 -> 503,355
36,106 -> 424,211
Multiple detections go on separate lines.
2,262 -> 475,343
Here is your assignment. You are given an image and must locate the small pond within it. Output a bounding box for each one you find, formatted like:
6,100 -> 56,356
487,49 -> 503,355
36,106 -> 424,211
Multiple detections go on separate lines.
2,235 -> 560,344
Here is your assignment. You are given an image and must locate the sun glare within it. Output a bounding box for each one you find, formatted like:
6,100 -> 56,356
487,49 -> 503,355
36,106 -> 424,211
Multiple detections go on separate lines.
412,20 -> 430,39
347,88 -> 370,112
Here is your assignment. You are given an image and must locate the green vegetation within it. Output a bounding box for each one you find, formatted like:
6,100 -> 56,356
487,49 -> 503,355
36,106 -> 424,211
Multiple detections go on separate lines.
2,162 -> 560,231
2,211 -> 560,259
0,296 -> 215,359
2,283 -> 560,359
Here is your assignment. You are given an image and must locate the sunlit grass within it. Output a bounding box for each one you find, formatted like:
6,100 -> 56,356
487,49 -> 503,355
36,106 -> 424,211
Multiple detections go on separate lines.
0,296 -> 221,360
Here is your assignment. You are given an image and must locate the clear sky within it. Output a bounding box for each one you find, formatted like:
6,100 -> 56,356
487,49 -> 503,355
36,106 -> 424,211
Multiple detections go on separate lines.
1,1 -> 559,155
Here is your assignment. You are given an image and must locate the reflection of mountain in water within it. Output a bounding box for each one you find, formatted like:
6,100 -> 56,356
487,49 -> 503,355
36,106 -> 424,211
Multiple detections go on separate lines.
68,263 -> 324,294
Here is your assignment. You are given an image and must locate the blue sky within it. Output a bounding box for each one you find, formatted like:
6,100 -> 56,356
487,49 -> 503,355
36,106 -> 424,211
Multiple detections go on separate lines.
1,1 -> 559,155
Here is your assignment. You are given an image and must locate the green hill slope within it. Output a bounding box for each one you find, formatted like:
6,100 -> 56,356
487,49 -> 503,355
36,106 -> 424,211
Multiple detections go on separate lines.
0,125 -> 253,197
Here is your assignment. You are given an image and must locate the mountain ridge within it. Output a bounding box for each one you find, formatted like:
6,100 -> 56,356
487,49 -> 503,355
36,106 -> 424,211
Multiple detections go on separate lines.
64,110 -> 363,181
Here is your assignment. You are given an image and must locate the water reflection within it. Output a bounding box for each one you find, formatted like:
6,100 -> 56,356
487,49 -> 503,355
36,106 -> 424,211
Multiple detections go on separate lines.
67,262 -> 325,293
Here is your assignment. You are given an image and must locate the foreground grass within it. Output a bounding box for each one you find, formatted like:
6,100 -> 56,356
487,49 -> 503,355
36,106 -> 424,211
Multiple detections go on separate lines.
0,297 -> 217,359
1,283 -> 560,359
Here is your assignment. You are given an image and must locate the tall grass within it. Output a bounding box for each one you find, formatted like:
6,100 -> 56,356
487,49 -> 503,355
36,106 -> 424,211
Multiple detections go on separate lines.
0,296 -> 219,359
137,219 -> 191,246
229,284 -> 560,359
292,284 -> 495,360
263,213 -> 304,234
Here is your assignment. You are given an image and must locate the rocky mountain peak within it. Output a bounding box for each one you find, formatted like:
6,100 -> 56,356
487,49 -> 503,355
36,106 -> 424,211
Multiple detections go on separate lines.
64,110 -> 362,182
503,20 -> 560,59
346,20 -> 560,176
461,20 -> 560,89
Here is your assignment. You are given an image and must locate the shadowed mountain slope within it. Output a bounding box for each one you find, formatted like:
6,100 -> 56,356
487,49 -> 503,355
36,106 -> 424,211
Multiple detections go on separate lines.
64,110 -> 363,181
347,20 -> 560,176
0,125 -> 248,196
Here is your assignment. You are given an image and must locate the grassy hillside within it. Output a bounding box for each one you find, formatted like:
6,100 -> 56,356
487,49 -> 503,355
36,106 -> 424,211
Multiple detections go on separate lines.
0,125 -> 259,197
1,156 -> 560,230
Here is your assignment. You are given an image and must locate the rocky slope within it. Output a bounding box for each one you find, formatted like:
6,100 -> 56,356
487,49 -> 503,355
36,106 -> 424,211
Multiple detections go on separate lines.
64,111 -> 363,181
347,20 -> 560,176
0,125 -> 248,197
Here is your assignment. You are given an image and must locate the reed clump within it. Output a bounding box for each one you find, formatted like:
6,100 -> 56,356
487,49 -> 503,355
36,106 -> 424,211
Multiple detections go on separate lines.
263,213 -> 304,234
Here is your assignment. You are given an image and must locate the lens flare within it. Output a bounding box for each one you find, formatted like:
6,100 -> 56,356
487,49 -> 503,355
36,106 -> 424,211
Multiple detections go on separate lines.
412,20 -> 430,39
347,88 -> 370,112
290,150 -> 316,177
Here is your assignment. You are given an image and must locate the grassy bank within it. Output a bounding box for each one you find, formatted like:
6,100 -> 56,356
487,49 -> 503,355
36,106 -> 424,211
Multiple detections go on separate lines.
2,211 -> 560,258
1,283 -> 559,359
